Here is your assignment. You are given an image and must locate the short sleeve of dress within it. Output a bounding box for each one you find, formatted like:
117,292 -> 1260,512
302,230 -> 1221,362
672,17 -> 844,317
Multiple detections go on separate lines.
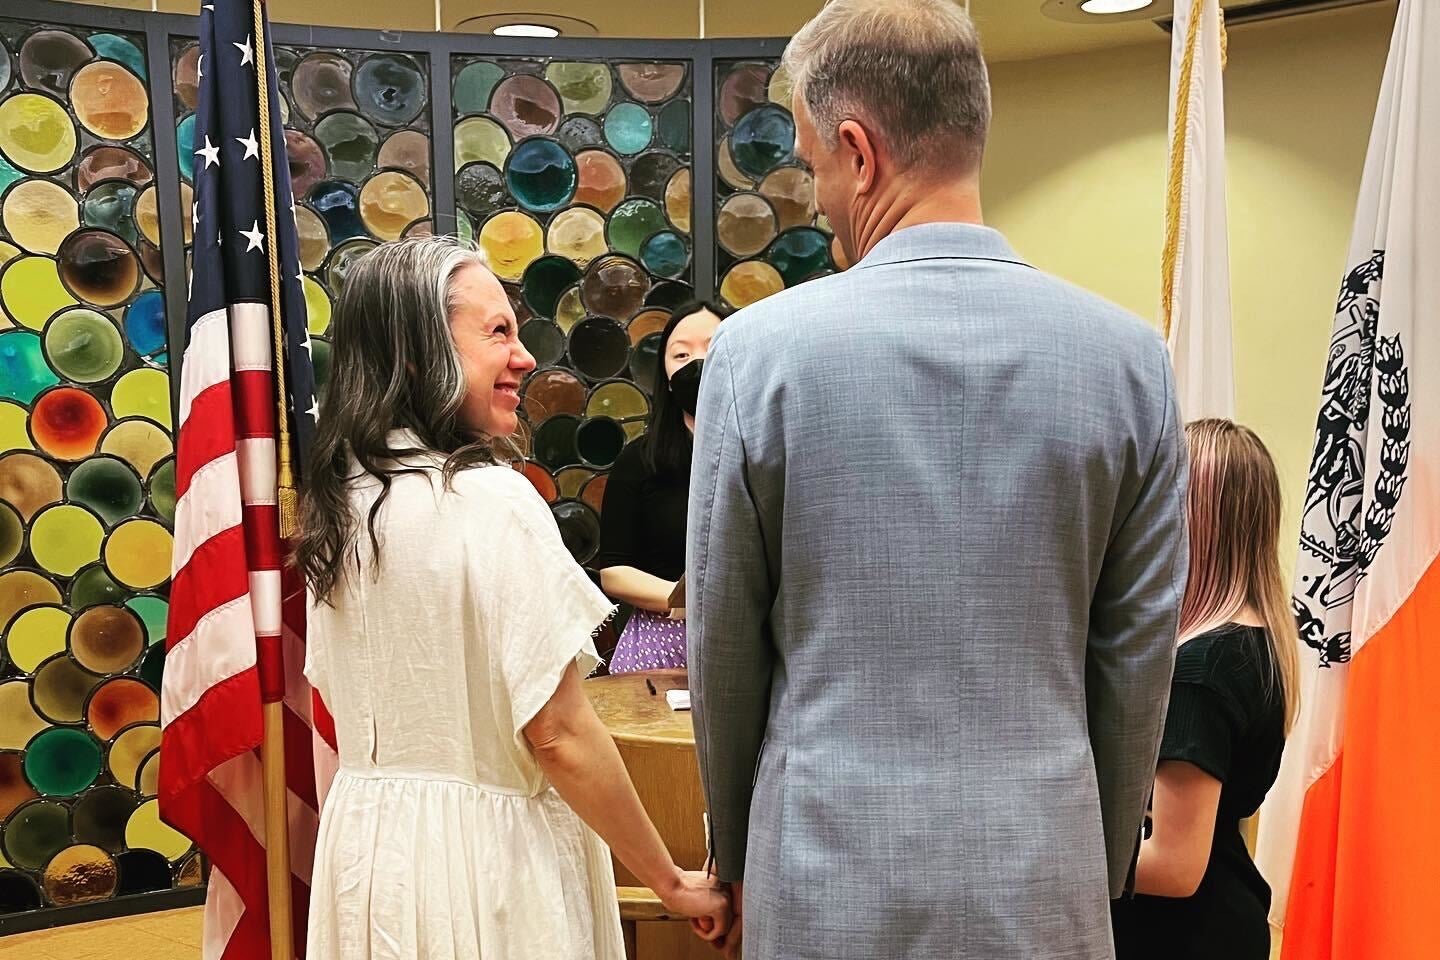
1157,637 -> 1248,783
470,468 -> 617,744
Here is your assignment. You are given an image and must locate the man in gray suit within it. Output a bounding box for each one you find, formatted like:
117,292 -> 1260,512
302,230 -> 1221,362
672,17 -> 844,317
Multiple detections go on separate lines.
686,1 -> 1188,957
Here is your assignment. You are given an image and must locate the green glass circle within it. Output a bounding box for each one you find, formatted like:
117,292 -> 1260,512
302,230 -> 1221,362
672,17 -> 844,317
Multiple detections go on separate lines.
67,456 -> 143,526
545,62 -> 613,116
456,162 -> 508,221
505,138 -> 577,214
70,563 -> 127,608
0,501 -> 21,567
314,112 -> 380,184
43,309 -> 124,384
641,231 -> 689,280
657,100 -> 691,153
148,459 -> 176,524
4,799 -> 69,871
81,182 -> 139,245
522,256 -> 583,320
606,199 -> 667,260
0,330 -> 61,403
125,595 -> 168,646
603,103 -> 652,156
24,727 -> 103,796
768,227 -> 832,286
453,61 -> 505,116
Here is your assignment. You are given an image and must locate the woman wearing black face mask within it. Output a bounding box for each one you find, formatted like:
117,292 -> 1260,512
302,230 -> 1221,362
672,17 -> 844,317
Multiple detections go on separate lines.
595,301 -> 726,674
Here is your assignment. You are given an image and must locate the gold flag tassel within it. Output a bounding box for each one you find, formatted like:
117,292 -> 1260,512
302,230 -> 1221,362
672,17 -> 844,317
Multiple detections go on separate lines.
252,0 -> 299,540
1160,0 -> 1207,340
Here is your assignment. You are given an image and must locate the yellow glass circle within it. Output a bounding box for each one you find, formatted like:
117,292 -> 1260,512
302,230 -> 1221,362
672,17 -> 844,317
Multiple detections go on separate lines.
555,286 -> 585,333
137,748 -> 160,796
30,503 -> 104,577
0,569 -> 62,631
453,116 -> 511,169
109,725 -> 160,788
110,369 -> 171,429
42,844 -> 118,906
0,241 -> 19,269
1,256 -> 78,330
295,205 -> 329,272
304,276 -> 331,334
665,169 -> 691,234
768,63 -> 794,108
358,171 -> 428,242
104,518 -> 172,589
0,401 -> 33,452
0,94 -> 78,174
7,605 -> 71,673
717,135 -> 755,191
546,207 -> 607,268
478,211 -> 542,283
0,680 -> 47,749
135,184 -> 159,246
720,260 -> 784,309
2,179 -> 79,255
126,799 -> 193,860
101,419 -> 172,475
72,61 -> 149,141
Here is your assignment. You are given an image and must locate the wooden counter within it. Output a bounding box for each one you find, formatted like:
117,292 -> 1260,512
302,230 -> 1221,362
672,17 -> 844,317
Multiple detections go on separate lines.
585,670 -> 714,960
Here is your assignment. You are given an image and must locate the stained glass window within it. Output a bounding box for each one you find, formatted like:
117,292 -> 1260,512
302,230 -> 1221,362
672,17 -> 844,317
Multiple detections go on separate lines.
171,39 -> 435,402
0,16 -> 195,914
713,59 -> 834,311
452,55 -> 694,564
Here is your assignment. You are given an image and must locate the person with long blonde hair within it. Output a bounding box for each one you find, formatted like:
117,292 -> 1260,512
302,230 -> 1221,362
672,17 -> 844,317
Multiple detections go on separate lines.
1111,418 -> 1300,960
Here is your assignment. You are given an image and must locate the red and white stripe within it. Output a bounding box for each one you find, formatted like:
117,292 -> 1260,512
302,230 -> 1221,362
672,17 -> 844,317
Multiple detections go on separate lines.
160,303 -> 338,960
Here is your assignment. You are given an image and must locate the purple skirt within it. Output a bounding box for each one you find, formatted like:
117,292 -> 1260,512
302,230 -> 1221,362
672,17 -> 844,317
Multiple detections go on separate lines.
608,609 -> 687,674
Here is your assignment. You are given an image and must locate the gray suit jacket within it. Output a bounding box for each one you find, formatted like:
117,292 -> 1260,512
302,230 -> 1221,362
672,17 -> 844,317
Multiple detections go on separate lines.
687,224 -> 1187,959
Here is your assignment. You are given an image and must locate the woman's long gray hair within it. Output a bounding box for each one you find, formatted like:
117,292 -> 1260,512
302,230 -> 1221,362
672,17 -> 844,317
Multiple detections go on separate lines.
297,235 -> 516,604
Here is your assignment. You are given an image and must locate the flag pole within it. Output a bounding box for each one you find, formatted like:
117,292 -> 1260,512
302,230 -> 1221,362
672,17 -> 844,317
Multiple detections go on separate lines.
251,1 -> 296,957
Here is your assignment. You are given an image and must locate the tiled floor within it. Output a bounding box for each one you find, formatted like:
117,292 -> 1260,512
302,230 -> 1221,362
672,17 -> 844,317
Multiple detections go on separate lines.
0,906 -> 201,960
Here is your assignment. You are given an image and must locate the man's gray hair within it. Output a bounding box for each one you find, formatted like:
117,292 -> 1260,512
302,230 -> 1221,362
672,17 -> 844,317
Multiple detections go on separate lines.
782,0 -> 991,173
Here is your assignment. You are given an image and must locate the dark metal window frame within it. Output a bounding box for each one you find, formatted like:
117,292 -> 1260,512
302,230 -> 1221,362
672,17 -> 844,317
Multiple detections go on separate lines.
0,0 -> 789,936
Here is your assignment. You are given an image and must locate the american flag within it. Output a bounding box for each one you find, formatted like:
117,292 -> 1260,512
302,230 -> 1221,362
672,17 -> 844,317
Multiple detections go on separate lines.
159,2 -> 337,958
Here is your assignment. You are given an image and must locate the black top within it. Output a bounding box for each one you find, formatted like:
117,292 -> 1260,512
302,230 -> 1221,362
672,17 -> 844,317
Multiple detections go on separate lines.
1111,624 -> 1287,960
594,440 -> 689,582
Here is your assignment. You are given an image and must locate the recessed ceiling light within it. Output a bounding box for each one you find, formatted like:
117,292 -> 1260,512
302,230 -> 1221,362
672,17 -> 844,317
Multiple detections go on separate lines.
1078,0 -> 1154,13
493,23 -> 561,37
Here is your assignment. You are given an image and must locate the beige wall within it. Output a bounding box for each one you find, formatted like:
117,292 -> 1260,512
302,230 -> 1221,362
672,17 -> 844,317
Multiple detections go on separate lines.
982,3 -> 1395,560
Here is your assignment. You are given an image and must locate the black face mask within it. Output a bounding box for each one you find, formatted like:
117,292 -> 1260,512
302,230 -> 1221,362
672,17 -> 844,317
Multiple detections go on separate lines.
669,359 -> 704,416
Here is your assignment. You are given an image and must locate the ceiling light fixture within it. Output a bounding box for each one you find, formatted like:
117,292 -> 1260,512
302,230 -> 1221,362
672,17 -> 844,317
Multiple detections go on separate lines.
492,23 -> 561,37
1078,0 -> 1155,12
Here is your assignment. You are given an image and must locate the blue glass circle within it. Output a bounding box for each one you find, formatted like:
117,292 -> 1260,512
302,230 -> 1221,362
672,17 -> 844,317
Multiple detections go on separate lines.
0,330 -> 60,403
505,138 -> 578,214
308,179 -> 365,244
768,227 -> 833,286
731,105 -> 796,179
640,231 -> 689,280
90,34 -> 146,79
176,114 -> 196,182
0,155 -> 22,194
124,290 -> 167,359
603,103 -> 653,156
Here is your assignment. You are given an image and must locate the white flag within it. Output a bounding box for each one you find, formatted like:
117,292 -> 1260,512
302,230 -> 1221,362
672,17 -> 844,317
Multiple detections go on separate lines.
1257,2 -> 1440,958
1163,0 -> 1235,420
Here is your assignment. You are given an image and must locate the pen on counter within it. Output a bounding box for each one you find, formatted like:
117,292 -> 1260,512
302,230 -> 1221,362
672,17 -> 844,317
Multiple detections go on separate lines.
645,678 -> 657,696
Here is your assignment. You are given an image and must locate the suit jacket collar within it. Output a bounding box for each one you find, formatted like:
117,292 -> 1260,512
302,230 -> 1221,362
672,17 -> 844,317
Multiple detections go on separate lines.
854,222 -> 1030,271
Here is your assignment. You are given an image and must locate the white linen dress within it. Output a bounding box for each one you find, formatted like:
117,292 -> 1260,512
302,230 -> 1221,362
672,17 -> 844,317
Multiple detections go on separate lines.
305,442 -> 623,960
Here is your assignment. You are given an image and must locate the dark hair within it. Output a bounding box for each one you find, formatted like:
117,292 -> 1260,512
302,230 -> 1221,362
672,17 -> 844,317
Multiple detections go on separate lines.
296,236 -> 519,604
642,300 -> 729,478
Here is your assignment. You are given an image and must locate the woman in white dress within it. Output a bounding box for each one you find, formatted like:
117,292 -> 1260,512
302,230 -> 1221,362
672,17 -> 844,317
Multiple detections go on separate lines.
296,236 -> 730,959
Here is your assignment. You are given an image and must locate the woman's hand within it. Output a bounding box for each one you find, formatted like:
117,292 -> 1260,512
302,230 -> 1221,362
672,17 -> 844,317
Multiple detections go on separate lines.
658,870 -> 730,942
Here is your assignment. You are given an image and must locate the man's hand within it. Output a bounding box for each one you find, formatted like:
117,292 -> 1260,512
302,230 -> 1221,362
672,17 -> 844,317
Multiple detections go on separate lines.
694,881 -> 743,957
